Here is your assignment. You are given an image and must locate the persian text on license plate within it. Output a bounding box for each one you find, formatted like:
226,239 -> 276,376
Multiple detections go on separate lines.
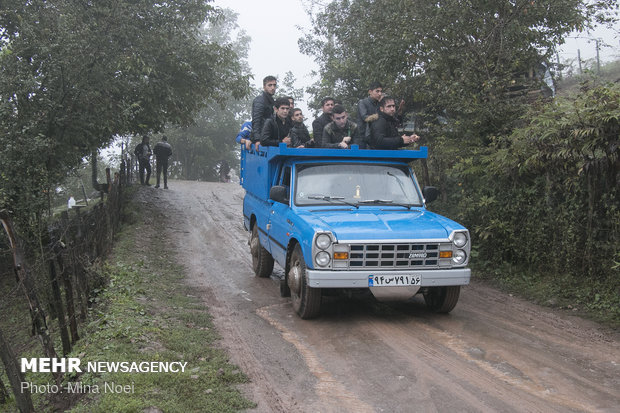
368,274 -> 421,287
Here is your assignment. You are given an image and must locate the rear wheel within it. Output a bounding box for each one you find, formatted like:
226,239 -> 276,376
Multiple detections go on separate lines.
288,244 -> 321,319
423,286 -> 461,313
250,224 -> 274,278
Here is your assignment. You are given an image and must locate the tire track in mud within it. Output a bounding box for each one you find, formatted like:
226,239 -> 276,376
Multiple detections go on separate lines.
155,180 -> 620,413
256,304 -> 375,413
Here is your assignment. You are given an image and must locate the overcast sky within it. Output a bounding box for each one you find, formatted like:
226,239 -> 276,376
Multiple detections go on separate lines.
216,0 -> 318,120
216,0 -> 619,79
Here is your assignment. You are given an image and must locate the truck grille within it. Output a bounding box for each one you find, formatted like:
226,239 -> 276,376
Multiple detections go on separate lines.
341,243 -> 443,269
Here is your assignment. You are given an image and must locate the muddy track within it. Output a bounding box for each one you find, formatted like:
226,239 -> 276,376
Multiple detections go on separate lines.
147,181 -> 619,413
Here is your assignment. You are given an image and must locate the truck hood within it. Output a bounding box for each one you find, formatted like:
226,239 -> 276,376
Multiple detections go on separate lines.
297,208 -> 463,241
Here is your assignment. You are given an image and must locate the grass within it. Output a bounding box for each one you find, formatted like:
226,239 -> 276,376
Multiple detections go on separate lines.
473,261 -> 620,328
1,188 -> 254,412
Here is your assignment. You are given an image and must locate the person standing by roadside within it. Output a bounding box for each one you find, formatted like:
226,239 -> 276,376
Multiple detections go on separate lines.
134,135 -> 152,185
250,75 -> 277,150
153,135 -> 173,189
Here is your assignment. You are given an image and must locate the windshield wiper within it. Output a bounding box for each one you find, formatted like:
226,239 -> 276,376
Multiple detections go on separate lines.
358,199 -> 412,209
386,171 -> 422,207
308,195 -> 359,208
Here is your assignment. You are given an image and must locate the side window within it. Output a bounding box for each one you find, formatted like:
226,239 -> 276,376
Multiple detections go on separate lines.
280,166 -> 291,187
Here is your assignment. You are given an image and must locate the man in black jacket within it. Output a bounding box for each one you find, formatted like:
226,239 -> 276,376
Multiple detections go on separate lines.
260,97 -> 292,147
356,82 -> 383,148
250,75 -> 277,149
312,97 -> 335,144
321,104 -> 361,149
289,108 -> 313,148
134,135 -> 152,185
153,135 -> 172,189
369,96 -> 419,150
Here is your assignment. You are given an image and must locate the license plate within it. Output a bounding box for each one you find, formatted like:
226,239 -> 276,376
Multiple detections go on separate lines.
368,274 -> 421,287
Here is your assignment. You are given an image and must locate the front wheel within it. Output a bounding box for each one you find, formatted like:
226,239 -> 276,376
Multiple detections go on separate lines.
423,286 -> 461,313
250,224 -> 274,278
288,244 -> 321,319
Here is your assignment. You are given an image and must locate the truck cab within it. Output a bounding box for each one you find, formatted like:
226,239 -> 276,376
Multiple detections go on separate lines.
241,143 -> 471,319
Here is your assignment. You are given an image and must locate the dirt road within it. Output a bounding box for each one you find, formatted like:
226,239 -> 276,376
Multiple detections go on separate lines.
155,180 -> 619,413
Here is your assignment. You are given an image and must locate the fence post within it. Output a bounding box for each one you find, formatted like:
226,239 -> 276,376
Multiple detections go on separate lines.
0,210 -> 62,385
47,257 -> 71,355
0,328 -> 34,412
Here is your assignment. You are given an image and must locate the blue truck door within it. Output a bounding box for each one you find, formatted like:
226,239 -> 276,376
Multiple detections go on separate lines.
267,165 -> 292,267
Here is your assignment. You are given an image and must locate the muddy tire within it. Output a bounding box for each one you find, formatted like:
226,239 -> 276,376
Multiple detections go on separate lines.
423,286 -> 460,313
250,224 -> 274,278
288,244 -> 321,319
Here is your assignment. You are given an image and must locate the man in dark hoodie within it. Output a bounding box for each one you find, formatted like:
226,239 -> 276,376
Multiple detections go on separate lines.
289,108 -> 314,148
260,97 -> 292,147
250,75 -> 277,149
369,96 -> 419,150
312,97 -> 335,144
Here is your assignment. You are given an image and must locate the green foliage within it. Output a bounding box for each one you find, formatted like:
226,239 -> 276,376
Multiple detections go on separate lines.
0,0 -> 250,231
301,0 -> 617,136
145,8 -> 252,181
439,80 -> 619,285
302,0 -> 619,319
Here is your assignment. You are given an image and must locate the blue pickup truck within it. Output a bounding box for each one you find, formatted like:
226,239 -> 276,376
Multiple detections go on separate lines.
240,143 -> 471,319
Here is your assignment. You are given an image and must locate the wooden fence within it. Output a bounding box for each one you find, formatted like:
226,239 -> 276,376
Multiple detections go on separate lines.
0,161 -> 130,412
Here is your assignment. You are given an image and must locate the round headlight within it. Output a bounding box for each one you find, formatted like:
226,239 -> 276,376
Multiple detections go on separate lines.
453,249 -> 467,265
315,251 -> 331,267
453,232 -> 468,248
316,234 -> 332,250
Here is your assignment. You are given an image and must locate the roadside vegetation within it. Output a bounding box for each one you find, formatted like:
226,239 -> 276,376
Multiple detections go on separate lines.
64,191 -> 254,412
301,1 -> 619,326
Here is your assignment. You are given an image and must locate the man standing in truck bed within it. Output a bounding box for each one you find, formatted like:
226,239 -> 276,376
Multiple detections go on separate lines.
320,104 -> 361,149
369,96 -> 419,149
260,97 -> 292,147
250,76 -> 277,150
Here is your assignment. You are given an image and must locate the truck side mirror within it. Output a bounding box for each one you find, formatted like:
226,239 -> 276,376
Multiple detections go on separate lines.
422,186 -> 439,203
270,185 -> 289,204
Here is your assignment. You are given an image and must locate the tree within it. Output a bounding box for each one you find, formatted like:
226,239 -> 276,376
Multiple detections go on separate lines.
0,0 -> 249,230
300,0 -> 617,141
152,8 -> 252,181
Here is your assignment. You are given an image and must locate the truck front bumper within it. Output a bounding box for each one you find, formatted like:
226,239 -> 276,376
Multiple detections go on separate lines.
306,268 -> 470,289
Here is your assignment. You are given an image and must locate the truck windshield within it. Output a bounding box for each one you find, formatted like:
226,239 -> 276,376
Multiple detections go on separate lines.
295,163 -> 423,207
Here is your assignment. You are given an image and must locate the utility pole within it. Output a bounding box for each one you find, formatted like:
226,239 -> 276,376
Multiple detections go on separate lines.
577,49 -> 583,75
595,39 -> 601,75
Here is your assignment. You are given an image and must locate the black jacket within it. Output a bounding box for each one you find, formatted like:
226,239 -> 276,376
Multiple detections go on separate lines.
356,96 -> 380,127
260,115 -> 292,147
356,96 -> 380,147
153,141 -> 172,160
321,120 -> 361,148
312,113 -> 332,144
369,112 -> 406,149
290,122 -> 312,147
134,143 -> 152,162
250,91 -> 274,142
